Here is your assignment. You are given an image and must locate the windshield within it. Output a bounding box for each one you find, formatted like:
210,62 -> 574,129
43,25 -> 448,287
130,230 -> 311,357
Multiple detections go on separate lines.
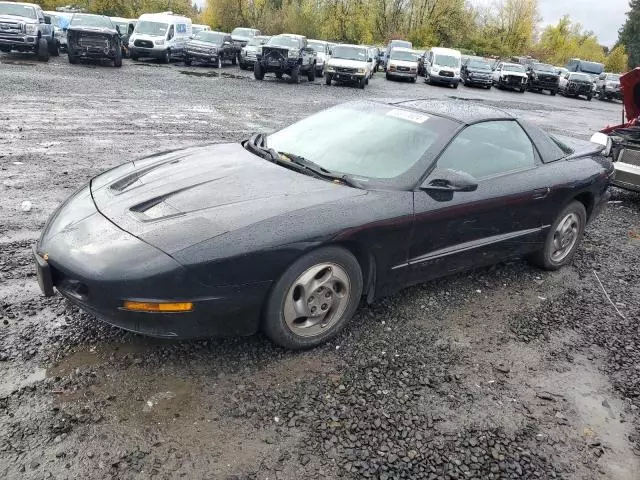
389,40 -> 411,50
503,63 -> 525,73
0,3 -> 36,18
569,73 -> 591,81
194,31 -> 224,43
307,41 -> 326,52
70,14 -> 113,29
248,35 -> 268,46
135,20 -> 168,37
468,59 -> 491,70
434,54 -> 460,68
268,36 -> 300,48
266,103 -> 450,179
112,22 -> 130,33
532,63 -> 556,73
331,45 -> 367,61
390,50 -> 417,62
231,27 -> 254,38
606,74 -> 621,81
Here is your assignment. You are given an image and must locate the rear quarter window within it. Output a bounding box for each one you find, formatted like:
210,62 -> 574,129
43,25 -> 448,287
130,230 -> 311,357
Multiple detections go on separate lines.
518,119 -> 571,162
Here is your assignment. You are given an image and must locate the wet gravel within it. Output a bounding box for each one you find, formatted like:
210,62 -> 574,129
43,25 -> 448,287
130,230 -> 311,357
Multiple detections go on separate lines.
1,54 -> 639,479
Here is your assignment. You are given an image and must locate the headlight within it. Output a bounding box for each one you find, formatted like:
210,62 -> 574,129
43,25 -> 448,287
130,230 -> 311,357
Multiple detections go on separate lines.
468,72 -> 475,78
288,50 -> 297,58
326,64 -> 335,72
242,49 -> 247,57
357,68 -> 365,74
25,24 -> 36,35
532,73 -> 538,80
210,47 -> 217,54
154,39 -> 165,45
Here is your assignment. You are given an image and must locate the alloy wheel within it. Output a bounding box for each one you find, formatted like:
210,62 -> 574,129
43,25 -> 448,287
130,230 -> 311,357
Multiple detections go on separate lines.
283,262 -> 351,337
551,212 -> 580,262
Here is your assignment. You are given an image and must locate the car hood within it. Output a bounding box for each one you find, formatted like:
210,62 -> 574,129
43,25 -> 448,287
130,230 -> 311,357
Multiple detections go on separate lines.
389,60 -> 417,68
68,25 -> 117,35
621,68 -> 640,122
0,14 -> 36,24
328,58 -> 367,68
187,39 -> 219,49
90,143 -> 366,255
468,68 -> 491,74
501,71 -> 527,78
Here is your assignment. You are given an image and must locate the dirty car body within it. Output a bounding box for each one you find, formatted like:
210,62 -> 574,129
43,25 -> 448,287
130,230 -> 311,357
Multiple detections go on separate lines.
254,34 -> 315,82
600,68 -> 640,192
67,14 -> 121,66
34,100 -> 612,343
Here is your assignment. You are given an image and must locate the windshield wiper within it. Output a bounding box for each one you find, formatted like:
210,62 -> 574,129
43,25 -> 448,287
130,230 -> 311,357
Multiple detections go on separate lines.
277,151 -> 362,188
242,134 -> 362,188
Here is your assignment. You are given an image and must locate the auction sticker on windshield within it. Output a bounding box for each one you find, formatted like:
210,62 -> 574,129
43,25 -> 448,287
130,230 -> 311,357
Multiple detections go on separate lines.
386,109 -> 429,123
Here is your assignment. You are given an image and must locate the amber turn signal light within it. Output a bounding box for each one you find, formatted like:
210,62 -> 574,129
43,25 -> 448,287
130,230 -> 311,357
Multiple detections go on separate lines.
123,301 -> 193,313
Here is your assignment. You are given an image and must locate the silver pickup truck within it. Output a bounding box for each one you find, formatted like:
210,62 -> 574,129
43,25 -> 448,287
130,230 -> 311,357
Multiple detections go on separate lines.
0,1 -> 58,61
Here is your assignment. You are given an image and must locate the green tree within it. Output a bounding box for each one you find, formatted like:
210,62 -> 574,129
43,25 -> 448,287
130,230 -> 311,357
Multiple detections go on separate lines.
605,45 -> 629,73
618,0 -> 640,68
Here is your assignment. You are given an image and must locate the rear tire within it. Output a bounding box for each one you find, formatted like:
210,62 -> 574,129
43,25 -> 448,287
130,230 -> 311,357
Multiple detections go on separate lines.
325,73 -> 332,85
184,55 -> 191,66
231,54 -> 237,65
529,201 -> 587,270
550,89 -> 557,96
262,246 -> 363,350
254,62 -> 264,80
37,37 -> 50,62
130,53 -> 139,61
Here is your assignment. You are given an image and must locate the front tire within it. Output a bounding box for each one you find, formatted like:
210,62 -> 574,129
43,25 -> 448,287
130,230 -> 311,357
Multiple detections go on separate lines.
325,73 -> 332,85
529,201 -> 586,270
184,55 -> 191,66
113,47 -> 122,68
307,63 -> 315,81
262,246 -> 363,350
216,56 -> 222,69
48,39 -> 59,56
254,62 -> 264,80
37,37 -> 50,62
162,49 -> 171,64
68,52 -> 78,64
290,65 -> 300,84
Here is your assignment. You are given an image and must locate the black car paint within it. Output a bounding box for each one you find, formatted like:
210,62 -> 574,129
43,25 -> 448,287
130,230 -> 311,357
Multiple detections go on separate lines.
526,65 -> 560,94
34,100 -> 612,339
67,24 -> 121,62
460,60 -> 492,88
185,34 -> 235,65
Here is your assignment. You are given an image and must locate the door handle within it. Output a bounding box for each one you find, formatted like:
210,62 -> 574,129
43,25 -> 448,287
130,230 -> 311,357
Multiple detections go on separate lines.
532,187 -> 550,200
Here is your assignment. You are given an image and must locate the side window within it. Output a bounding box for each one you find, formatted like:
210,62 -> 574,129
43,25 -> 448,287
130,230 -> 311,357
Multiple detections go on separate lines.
435,121 -> 535,179
177,24 -> 186,34
167,25 -> 174,40
225,35 -> 231,44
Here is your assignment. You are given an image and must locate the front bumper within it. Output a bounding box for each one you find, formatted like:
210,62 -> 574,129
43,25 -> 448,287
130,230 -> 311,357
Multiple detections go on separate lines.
602,87 -> 622,100
130,46 -> 167,59
465,75 -> 492,86
69,46 -> 116,59
498,78 -> 526,89
328,70 -> 366,83
258,57 -> 299,72
428,74 -> 459,85
186,50 -> 219,62
612,161 -> 640,192
0,35 -> 37,49
388,70 -> 417,78
529,80 -> 558,91
34,184 -> 269,338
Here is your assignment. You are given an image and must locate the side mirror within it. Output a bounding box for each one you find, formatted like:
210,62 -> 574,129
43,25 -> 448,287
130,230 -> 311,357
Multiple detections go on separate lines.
421,169 -> 478,193
43,17 -> 50,24
590,132 -> 613,156
368,57 -> 373,62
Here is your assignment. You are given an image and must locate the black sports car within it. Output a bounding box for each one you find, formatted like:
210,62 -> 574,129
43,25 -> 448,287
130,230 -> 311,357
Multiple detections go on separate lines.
67,13 -> 122,67
34,100 -> 613,349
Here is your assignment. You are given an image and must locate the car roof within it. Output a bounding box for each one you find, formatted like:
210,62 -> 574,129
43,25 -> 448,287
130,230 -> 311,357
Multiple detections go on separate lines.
383,99 -> 513,125
501,62 -> 522,67
277,33 -> 305,39
336,43 -> 366,49
308,39 -> 327,44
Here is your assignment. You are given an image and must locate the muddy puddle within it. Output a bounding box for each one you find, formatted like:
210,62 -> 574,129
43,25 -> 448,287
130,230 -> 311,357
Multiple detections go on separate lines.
179,69 -> 246,79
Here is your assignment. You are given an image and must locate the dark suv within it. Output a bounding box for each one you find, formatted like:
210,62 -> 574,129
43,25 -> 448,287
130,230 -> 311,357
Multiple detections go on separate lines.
460,57 -> 492,88
254,34 -> 316,83
526,63 -> 560,95
184,31 -> 236,68
67,13 -> 122,67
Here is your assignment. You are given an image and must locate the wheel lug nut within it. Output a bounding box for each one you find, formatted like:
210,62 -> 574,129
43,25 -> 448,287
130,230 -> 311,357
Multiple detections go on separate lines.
325,292 -> 331,298
308,296 -> 314,302
311,306 -> 316,313
321,304 -> 327,310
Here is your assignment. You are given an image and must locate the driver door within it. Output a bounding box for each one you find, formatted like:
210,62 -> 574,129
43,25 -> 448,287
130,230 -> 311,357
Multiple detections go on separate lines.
406,120 -> 549,285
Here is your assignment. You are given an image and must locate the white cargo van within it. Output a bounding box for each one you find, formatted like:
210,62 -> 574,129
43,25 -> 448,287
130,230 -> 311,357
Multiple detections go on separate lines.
129,12 -> 192,63
424,47 -> 462,88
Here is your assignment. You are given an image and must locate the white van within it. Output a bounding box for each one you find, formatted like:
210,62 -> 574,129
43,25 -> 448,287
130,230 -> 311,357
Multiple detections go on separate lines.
129,12 -> 192,63
424,47 -> 462,88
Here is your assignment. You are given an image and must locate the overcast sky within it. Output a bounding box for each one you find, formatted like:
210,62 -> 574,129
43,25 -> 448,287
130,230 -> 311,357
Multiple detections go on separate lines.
471,0 -> 629,47
191,0 -> 629,47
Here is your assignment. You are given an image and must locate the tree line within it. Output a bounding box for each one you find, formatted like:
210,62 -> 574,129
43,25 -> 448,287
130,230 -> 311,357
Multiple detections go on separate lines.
19,0 -> 631,72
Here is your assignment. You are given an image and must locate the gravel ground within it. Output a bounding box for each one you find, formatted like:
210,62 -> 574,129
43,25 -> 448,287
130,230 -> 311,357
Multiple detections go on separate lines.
1,53 -> 639,480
